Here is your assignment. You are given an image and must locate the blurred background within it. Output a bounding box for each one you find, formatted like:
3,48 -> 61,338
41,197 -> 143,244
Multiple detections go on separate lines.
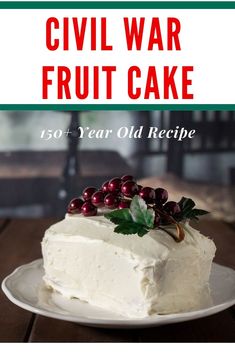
0,110 -> 234,223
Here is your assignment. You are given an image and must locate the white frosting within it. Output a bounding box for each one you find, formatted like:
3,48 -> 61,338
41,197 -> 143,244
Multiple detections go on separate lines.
41,213 -> 216,318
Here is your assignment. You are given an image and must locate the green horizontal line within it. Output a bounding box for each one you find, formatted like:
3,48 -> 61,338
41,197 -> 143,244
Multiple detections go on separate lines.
0,2 -> 235,9
0,104 -> 235,111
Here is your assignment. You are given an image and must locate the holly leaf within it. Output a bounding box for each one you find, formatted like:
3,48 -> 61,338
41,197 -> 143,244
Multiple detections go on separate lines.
176,197 -> 209,222
187,208 -> 209,221
114,222 -> 149,237
178,197 -> 195,214
104,195 -> 208,241
192,209 -> 209,216
130,195 -> 155,228
105,208 -> 132,224
104,196 -> 154,237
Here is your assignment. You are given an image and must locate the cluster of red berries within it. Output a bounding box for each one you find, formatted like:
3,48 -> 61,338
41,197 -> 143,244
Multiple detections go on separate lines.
67,175 -> 181,225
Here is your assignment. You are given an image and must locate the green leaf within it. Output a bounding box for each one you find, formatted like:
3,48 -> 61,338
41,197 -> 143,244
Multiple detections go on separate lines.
114,221 -> 148,237
178,197 -> 195,214
105,208 -> 132,224
104,197 -> 153,237
178,196 -> 194,207
130,195 -> 155,228
114,222 -> 139,234
137,227 -> 149,237
176,197 -> 209,222
187,209 -> 209,221
192,209 -> 209,216
104,194 -> 208,240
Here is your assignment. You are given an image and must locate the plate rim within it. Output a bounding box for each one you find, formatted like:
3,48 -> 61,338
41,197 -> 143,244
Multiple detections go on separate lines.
2,259 -> 235,328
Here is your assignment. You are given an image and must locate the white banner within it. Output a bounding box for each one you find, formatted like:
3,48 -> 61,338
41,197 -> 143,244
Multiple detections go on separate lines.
0,8 -> 234,104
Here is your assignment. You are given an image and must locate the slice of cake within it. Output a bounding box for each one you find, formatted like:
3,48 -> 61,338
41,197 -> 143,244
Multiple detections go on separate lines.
41,176 -> 216,318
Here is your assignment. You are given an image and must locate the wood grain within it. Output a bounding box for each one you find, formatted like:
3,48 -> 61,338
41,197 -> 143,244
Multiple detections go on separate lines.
29,316 -> 138,342
0,219 -> 9,231
137,309 -> 235,343
29,310 -> 235,343
195,219 -> 235,270
0,218 -> 56,342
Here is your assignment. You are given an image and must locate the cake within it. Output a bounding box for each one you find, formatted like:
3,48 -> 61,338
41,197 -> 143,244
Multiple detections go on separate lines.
41,176 -> 216,318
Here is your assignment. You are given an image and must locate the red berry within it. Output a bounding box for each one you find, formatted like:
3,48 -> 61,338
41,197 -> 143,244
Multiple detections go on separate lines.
91,191 -> 105,207
137,184 -> 143,192
154,212 -> 161,227
155,188 -> 168,205
108,177 -> 122,193
82,201 -> 97,217
164,201 -> 181,216
139,187 -> 155,203
67,198 -> 84,214
121,181 -> 138,198
121,175 -> 134,182
118,199 -> 131,209
83,187 -> 97,200
101,180 -> 109,193
104,193 -> 119,209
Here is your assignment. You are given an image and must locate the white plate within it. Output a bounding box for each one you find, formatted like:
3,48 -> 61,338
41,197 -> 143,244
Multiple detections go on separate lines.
2,259 -> 235,329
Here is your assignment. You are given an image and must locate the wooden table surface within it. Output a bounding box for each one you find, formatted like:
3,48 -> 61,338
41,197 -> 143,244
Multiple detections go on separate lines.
0,218 -> 235,342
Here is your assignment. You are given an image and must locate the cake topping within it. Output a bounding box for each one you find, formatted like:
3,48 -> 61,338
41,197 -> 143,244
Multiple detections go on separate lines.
104,193 -> 119,209
81,201 -> 97,217
67,198 -> 84,214
105,196 -> 155,238
121,180 -> 139,197
118,199 -> 131,209
67,175 -> 209,242
121,174 -> 135,182
83,187 -> 97,201
108,177 -> 122,193
163,201 -> 181,216
139,187 -> 156,203
101,180 -> 109,193
91,191 -> 105,208
155,187 -> 168,205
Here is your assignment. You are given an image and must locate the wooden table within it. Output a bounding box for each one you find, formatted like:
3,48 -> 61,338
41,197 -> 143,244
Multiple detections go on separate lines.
0,218 -> 235,342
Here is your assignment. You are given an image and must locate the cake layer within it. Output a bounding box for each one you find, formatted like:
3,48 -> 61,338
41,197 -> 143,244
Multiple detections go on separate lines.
41,214 -> 216,318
